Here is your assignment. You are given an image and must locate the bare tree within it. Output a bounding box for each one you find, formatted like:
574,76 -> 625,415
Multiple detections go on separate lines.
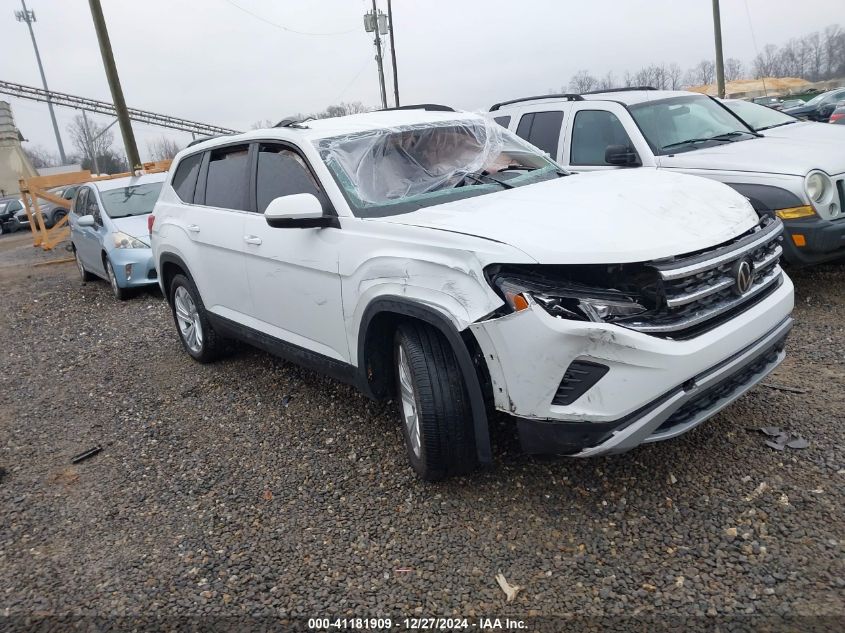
320,101 -> 373,119
147,136 -> 181,162
67,114 -> 114,166
686,60 -> 716,86
250,119 -> 276,130
724,58 -> 745,82
753,44 -> 780,79
823,25 -> 845,78
22,145 -> 59,169
569,70 -> 598,94
667,63 -> 683,89
596,71 -> 617,91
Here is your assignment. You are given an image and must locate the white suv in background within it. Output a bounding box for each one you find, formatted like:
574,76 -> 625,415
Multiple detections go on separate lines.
150,108 -> 793,480
489,89 -> 845,267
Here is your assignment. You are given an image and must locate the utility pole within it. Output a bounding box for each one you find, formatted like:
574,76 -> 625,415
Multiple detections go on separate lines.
15,1 -> 67,164
387,0 -> 399,107
369,0 -> 388,109
712,0 -> 725,98
87,0 -> 140,170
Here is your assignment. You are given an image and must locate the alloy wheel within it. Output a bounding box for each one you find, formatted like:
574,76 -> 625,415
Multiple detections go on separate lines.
397,343 -> 421,458
174,285 -> 203,354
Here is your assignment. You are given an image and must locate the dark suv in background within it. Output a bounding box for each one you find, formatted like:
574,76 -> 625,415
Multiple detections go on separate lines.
783,88 -> 845,122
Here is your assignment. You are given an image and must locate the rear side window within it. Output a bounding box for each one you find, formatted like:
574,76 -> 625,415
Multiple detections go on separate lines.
171,153 -> 202,203
493,115 -> 511,128
570,110 -> 635,166
515,111 -> 563,157
205,146 -> 249,210
256,144 -> 322,213
7,200 -> 22,212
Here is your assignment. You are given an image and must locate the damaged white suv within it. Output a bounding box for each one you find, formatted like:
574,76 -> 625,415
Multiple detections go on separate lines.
150,108 -> 794,480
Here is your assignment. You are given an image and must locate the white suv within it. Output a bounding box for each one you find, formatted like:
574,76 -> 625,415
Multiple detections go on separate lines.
489,89 -> 845,267
150,108 -> 794,480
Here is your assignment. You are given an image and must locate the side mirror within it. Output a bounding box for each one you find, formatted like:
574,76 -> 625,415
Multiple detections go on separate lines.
77,214 -> 96,227
605,145 -> 642,167
264,193 -> 336,229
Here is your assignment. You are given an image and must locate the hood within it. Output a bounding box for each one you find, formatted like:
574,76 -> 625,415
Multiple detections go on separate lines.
111,214 -> 151,242
659,135 -> 845,177
378,169 -> 758,265
759,120 -> 845,146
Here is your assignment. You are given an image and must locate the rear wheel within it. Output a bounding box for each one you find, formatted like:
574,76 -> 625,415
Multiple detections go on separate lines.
169,273 -> 223,363
393,322 -> 477,481
52,210 -> 67,226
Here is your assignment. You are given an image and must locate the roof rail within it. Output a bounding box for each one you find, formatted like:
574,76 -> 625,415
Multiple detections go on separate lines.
489,94 -> 583,111
381,103 -> 455,112
581,86 -> 657,95
274,118 -> 309,128
186,135 -> 221,148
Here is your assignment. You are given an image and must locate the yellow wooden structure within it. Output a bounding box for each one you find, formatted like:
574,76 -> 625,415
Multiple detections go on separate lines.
19,160 -> 172,251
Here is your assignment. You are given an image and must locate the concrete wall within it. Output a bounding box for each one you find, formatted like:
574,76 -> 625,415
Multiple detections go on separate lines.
0,101 -> 37,198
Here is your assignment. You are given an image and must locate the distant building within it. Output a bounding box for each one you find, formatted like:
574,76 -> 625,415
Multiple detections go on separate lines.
0,101 -> 37,197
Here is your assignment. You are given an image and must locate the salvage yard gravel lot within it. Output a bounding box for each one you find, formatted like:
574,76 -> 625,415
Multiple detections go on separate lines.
0,230 -> 843,627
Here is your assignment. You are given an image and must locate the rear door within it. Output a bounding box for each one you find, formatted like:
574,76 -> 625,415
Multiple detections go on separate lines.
240,141 -> 348,362
185,145 -> 253,320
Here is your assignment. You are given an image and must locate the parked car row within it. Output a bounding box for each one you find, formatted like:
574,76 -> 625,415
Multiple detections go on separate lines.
56,86 -> 841,480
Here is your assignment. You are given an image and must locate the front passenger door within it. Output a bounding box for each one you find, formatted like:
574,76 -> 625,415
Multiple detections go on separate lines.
241,142 -> 348,363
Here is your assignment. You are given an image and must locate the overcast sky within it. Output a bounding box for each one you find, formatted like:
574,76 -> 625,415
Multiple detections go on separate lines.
1,0 -> 839,162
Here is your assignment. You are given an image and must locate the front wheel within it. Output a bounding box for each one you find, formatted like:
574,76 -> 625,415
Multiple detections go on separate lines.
74,248 -> 95,282
105,258 -> 128,301
169,274 -> 223,363
394,322 -> 477,481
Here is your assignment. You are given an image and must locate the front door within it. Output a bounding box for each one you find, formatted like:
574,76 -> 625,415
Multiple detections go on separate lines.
241,142 -> 348,363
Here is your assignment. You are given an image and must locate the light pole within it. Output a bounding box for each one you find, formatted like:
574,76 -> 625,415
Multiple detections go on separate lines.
387,0 -> 399,107
15,0 -> 67,164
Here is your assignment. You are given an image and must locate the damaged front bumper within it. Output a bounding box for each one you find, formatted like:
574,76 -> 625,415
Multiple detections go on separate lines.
468,274 -> 794,456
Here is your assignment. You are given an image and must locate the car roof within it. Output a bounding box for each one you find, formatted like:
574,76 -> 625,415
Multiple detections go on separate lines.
492,89 -> 704,111
92,172 -> 167,192
182,110 -> 489,154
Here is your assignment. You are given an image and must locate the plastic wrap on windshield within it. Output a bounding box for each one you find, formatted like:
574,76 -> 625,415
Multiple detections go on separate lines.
315,118 -> 505,207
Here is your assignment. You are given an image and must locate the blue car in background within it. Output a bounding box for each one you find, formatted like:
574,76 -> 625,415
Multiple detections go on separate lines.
69,173 -> 166,300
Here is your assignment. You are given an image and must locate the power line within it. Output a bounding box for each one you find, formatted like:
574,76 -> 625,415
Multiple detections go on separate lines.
0,80 -> 239,137
222,0 -> 358,36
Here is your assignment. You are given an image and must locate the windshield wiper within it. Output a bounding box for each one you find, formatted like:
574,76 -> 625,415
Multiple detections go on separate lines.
661,131 -> 756,151
460,172 -> 515,189
756,121 -> 797,131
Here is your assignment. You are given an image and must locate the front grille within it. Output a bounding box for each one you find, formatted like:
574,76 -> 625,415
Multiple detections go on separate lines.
653,335 -> 786,434
620,216 -> 784,339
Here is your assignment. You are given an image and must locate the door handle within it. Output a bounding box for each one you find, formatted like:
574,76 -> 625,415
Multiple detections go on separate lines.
187,224 -> 200,233
244,235 -> 262,245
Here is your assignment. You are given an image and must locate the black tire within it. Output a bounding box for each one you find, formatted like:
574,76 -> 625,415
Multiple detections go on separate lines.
169,273 -> 223,363
393,322 -> 477,481
52,210 -> 67,226
105,258 -> 128,301
74,247 -> 95,282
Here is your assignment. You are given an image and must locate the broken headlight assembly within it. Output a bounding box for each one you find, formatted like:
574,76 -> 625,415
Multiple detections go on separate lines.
492,272 -> 649,323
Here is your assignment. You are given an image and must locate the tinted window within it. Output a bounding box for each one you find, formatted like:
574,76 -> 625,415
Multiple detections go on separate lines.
493,115 -> 511,128
256,144 -> 321,213
515,111 -> 563,157
205,145 -> 249,210
571,110 -> 635,165
172,152 -> 202,203
7,200 -> 22,212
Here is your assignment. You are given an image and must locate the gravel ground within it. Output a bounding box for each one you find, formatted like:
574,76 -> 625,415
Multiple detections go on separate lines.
0,231 -> 843,630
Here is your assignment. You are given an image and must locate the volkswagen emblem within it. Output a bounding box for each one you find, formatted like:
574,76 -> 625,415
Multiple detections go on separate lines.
732,258 -> 754,295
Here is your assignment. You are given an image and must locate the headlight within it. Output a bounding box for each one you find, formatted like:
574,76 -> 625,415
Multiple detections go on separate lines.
805,171 -> 832,204
112,231 -> 149,249
495,276 -> 647,323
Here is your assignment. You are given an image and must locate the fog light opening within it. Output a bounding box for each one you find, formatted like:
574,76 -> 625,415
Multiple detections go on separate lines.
125,263 -> 133,280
